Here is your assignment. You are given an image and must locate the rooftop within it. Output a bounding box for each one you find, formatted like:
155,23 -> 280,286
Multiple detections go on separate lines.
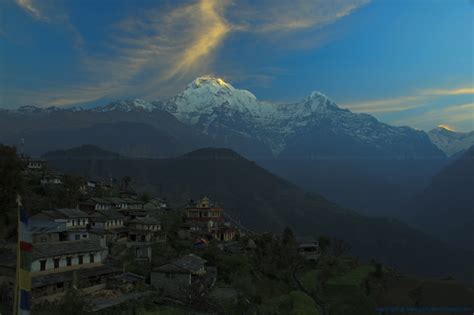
33,240 -> 105,259
29,219 -> 67,234
128,216 -> 160,225
32,265 -> 120,288
39,208 -> 90,219
155,254 -> 207,274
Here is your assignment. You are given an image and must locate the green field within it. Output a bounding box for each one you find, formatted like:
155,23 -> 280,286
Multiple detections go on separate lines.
327,265 -> 375,286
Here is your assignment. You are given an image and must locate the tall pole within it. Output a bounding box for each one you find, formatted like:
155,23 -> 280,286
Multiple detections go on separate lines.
13,196 -> 22,315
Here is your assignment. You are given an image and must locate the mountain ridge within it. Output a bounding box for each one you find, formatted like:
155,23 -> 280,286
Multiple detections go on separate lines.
0,76 -> 449,215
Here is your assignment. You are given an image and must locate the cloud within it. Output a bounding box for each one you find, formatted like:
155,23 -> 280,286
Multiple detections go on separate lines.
14,0 -> 84,47
420,87 -> 474,96
229,0 -> 370,33
394,102 -> 474,131
79,0 -> 231,100
6,0 -> 370,107
15,0 -> 42,19
342,85 -> 474,113
342,96 -> 426,113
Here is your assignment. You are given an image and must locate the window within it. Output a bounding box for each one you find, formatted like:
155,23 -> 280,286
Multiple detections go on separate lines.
72,220 -> 75,227
75,234 -> 80,240
82,234 -> 87,238
66,257 -> 72,266
40,260 -> 46,271
89,254 -> 95,263
54,258 -> 60,269
78,255 -> 83,265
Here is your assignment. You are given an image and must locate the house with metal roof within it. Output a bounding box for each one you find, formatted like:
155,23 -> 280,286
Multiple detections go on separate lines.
151,254 -> 216,297
31,208 -> 90,230
89,209 -> 125,230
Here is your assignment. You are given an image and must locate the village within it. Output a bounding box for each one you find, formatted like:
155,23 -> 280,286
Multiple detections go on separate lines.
0,155 -> 326,314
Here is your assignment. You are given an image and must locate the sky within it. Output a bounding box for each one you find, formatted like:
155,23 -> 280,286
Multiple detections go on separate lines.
0,0 -> 473,131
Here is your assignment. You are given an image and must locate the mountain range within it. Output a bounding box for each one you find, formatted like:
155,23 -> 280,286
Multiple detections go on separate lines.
0,76 -> 471,216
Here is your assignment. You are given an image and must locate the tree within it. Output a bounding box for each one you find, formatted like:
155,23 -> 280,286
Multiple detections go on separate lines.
58,174 -> 84,207
140,191 -> 152,203
122,176 -> 132,190
318,236 -> 331,255
374,263 -> 383,278
332,238 -> 352,257
282,227 -> 296,246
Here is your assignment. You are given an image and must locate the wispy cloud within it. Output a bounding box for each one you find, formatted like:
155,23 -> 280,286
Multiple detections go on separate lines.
6,0 -> 370,107
76,0 -> 232,101
420,87 -> 474,96
394,102 -> 474,131
14,0 -> 83,47
15,0 -> 42,19
342,85 -> 474,113
229,0 -> 370,33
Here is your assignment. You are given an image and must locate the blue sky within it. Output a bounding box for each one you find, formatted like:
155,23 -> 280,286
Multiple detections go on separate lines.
0,0 -> 472,131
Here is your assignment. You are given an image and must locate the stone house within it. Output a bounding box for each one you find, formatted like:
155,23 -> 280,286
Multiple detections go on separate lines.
151,254 -> 216,297
127,216 -> 162,243
30,239 -> 114,302
89,209 -> 125,230
296,237 -> 320,261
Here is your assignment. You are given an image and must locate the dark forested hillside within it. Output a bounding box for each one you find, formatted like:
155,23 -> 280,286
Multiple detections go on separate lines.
410,146 -> 474,250
0,109 -> 211,157
46,147 -> 474,283
42,144 -> 121,159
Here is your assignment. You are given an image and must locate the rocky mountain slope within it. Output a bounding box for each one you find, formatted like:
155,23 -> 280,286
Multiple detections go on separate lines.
154,76 -> 443,159
428,125 -> 474,156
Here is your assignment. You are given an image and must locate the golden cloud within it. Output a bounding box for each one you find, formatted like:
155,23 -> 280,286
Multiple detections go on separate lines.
342,85 -> 474,114
8,0 -> 370,107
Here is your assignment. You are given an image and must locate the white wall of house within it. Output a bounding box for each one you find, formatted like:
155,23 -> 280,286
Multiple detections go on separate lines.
94,204 -> 112,210
65,218 -> 89,229
31,251 -> 102,273
105,219 -> 124,229
67,231 -> 89,241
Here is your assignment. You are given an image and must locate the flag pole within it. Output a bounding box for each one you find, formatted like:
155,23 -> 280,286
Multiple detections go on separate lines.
13,195 -> 22,315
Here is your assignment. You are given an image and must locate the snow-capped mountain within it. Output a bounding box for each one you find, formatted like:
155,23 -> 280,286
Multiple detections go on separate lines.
1,76 -> 447,216
428,126 -> 474,156
153,76 -> 441,157
4,75 -> 443,161
93,99 -> 154,112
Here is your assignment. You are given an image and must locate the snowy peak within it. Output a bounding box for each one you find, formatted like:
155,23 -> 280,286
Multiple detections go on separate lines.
303,91 -> 339,111
188,76 -> 234,91
428,126 -> 474,156
182,76 -> 257,103
154,76 -> 263,125
93,99 -> 154,112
